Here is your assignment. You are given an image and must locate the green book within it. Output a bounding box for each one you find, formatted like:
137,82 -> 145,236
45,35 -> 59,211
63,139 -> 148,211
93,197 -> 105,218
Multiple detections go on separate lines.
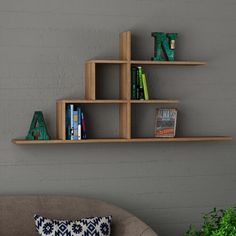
131,67 -> 137,99
137,66 -> 144,100
142,73 -> 149,100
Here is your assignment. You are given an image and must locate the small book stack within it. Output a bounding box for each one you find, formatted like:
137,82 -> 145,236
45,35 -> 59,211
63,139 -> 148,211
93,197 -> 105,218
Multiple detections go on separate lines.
131,66 -> 149,100
66,104 -> 87,140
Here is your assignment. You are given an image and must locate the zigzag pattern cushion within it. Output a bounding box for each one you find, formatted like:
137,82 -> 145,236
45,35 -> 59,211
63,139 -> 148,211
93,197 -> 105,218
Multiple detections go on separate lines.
34,214 -> 112,236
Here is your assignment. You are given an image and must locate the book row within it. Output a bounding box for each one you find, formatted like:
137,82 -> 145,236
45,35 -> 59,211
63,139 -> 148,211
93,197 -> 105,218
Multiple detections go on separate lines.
66,105 -> 177,139
131,66 -> 149,100
66,104 -> 87,140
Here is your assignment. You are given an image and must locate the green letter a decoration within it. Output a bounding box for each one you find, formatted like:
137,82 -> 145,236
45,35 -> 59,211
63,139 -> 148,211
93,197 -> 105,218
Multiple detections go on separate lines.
26,111 -> 50,140
151,32 -> 178,61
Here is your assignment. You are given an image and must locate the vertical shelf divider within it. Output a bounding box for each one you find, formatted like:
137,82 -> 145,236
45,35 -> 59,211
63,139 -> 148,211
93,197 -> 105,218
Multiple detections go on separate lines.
85,62 -> 96,100
119,31 -> 131,139
56,100 -> 66,140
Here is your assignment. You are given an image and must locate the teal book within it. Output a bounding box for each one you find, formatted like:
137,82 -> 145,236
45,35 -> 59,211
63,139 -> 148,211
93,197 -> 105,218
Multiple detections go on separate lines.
137,66 -> 144,100
142,73 -> 149,100
66,104 -> 71,140
131,67 -> 137,99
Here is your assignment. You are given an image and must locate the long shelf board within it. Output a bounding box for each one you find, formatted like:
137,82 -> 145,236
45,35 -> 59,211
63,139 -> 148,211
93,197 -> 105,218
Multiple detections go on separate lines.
57,99 -> 128,104
131,99 -> 179,104
131,60 -> 207,65
86,59 -> 207,65
12,136 -> 232,144
131,136 -> 232,142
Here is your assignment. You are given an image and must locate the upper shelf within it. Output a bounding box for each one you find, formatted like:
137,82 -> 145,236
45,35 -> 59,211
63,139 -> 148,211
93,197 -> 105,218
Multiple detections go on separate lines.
86,59 -> 207,65
131,60 -> 207,65
86,31 -> 207,65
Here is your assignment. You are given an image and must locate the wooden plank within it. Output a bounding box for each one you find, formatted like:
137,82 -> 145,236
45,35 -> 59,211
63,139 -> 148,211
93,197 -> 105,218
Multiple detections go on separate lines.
84,60 -> 206,65
12,136 -> 232,144
119,31 -> 131,61
130,137 -> 233,142
57,99 -> 128,104
119,103 -> 131,139
56,101 -> 61,140
131,60 -> 207,65
12,138 -> 128,144
86,60 -> 127,64
131,100 -> 179,104
87,59 -> 206,65
119,63 -> 130,100
119,51 -> 130,138
56,100 -> 66,140
85,62 -> 96,100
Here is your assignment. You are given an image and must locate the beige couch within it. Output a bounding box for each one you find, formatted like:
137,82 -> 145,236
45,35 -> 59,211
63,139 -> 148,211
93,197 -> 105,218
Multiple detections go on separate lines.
0,195 -> 158,236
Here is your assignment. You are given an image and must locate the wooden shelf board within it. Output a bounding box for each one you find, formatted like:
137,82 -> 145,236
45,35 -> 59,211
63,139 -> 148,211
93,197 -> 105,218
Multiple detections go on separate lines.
57,99 -> 179,104
86,60 -> 128,64
12,139 -> 128,144
131,99 -> 179,104
131,60 -> 207,65
131,136 -> 232,142
86,60 -> 207,65
57,99 -> 128,104
12,136 -> 232,144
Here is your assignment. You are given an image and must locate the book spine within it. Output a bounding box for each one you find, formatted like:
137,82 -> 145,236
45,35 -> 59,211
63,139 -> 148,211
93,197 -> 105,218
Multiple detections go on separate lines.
142,73 -> 149,100
77,107 -> 81,140
66,104 -> 71,140
70,104 -> 74,140
137,66 -> 144,100
131,67 -> 137,99
81,112 -> 87,139
136,68 -> 140,99
73,110 -> 78,140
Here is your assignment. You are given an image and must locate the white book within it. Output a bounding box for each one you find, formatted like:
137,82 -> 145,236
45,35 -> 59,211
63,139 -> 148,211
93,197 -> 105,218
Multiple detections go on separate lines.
77,107 -> 81,140
78,124 -> 81,140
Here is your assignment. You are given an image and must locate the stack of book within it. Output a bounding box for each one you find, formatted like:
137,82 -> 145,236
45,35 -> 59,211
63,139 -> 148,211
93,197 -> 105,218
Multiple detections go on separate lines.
131,66 -> 149,100
66,104 -> 87,140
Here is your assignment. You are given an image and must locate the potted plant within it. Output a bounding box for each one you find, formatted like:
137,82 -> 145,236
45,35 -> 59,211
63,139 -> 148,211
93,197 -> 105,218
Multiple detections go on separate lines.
184,207 -> 236,236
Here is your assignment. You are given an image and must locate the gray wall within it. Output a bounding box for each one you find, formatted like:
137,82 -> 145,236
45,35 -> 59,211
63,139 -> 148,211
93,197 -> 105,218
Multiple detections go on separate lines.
0,0 -> 235,235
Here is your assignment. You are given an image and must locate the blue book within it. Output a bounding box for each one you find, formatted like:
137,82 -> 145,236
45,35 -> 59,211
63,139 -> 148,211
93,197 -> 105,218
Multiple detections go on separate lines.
70,104 -> 74,140
66,104 -> 71,140
77,107 -> 81,140
73,110 -> 78,140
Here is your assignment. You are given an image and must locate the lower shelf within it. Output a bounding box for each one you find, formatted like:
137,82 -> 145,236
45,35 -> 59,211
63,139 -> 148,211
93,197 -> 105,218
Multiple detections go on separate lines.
12,136 -> 232,144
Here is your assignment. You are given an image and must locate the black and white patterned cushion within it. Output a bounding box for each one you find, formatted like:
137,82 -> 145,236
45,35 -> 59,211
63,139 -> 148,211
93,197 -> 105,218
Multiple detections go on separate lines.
34,214 -> 112,236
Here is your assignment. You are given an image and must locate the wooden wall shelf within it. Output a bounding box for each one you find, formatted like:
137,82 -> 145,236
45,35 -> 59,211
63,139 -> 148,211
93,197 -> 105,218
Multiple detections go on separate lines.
12,136 -> 232,144
12,31 -> 231,144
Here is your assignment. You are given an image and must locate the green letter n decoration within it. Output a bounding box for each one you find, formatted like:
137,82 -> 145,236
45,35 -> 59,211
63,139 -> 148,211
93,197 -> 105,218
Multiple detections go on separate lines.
26,111 -> 50,140
151,32 -> 178,61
